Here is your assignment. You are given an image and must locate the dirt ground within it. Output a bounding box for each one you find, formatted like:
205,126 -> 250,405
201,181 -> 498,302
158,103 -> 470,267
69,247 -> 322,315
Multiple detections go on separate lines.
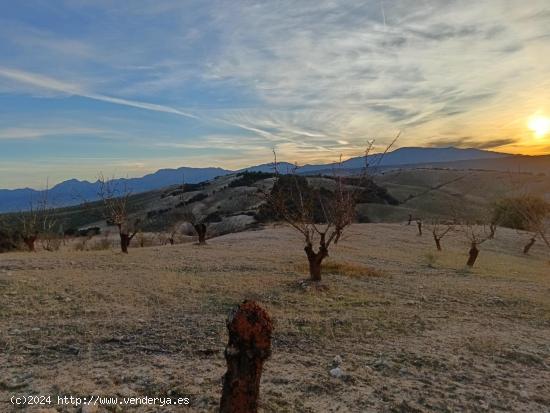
1,223 -> 549,412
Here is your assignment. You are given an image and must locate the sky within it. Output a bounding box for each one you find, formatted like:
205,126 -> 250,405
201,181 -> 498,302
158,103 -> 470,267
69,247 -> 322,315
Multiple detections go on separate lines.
0,0 -> 549,189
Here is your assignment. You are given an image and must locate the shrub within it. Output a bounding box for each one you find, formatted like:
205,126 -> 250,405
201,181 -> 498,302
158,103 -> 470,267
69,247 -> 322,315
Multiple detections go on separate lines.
0,229 -> 20,253
175,193 -> 208,208
162,182 -> 208,198
78,227 -> 101,237
89,237 -> 112,251
228,171 -> 275,188
492,196 -> 550,230
295,260 -> 384,278
40,234 -> 62,252
73,239 -> 87,251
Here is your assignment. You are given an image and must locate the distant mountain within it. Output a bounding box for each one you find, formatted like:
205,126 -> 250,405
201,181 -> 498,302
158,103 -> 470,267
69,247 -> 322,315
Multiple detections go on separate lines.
239,147 -> 508,175
1,147 -> 545,213
0,167 -> 231,213
297,146 -> 508,173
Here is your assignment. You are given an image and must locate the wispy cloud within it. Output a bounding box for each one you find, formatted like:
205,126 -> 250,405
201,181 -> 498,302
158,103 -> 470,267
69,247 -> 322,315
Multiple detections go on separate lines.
428,136 -> 519,150
0,0 -> 549,187
0,67 -> 199,120
0,126 -> 104,140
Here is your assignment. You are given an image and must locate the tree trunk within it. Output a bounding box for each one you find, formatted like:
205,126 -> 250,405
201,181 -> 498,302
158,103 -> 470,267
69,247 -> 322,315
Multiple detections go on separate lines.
305,243 -> 328,282
523,237 -> 536,254
416,221 -> 422,236
466,242 -> 479,267
194,223 -> 207,244
220,300 -> 272,413
169,237 -> 175,245
23,236 -> 37,252
489,224 -> 496,239
307,255 -> 323,281
407,214 -> 412,225
434,236 -> 442,251
120,233 -> 129,253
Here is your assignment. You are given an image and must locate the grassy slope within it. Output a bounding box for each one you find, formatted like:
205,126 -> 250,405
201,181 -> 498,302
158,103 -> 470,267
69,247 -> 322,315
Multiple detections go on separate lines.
1,224 -> 549,412
369,169 -> 550,222
3,168 -> 549,232
0,188 -> 167,233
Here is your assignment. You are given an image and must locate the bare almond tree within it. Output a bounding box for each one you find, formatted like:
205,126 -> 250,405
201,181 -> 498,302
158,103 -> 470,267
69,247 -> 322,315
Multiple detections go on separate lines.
430,220 -> 454,251
416,219 -> 423,236
181,206 -> 209,245
17,188 -> 56,252
18,208 -> 40,252
492,194 -> 550,255
523,234 -> 537,255
167,223 -> 180,245
98,174 -> 140,254
513,195 -> 550,254
265,141 -> 394,282
462,224 -> 493,267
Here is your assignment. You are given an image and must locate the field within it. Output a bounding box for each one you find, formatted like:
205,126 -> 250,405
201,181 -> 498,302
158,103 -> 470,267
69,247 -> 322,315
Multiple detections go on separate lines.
1,223 -> 550,412
369,169 -> 550,222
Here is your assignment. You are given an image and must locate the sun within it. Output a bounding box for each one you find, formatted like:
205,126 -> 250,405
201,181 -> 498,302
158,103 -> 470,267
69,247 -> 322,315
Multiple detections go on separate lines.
528,114 -> 550,138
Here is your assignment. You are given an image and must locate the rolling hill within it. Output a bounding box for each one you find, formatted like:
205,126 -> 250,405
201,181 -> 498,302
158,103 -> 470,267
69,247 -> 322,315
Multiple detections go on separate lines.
1,146 -> 549,213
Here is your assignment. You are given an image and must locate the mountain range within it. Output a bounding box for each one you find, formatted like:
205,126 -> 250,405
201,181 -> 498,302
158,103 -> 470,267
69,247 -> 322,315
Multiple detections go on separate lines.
0,146 -> 547,213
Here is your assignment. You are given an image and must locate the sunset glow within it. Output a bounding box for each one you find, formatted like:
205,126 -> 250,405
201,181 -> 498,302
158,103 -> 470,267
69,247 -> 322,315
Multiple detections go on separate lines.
528,115 -> 550,139
0,1 -> 549,188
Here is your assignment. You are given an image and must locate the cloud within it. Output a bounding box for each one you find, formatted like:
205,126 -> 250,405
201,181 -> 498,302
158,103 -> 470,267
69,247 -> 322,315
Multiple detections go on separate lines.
1,0 -> 549,188
201,0 -> 549,146
428,137 -> 519,150
0,67 -> 199,120
0,19 -> 97,59
0,126 -> 104,140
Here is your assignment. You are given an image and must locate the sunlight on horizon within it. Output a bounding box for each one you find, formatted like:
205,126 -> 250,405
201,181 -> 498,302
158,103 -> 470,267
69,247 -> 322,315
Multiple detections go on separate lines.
528,114 -> 550,139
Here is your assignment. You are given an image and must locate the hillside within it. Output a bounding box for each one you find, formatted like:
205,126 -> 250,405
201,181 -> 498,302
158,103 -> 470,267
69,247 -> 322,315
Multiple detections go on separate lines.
64,171 -> 398,237
367,168 -> 550,222
0,146 -> 527,213
408,154 -> 550,175
3,167 -> 549,238
1,224 -> 548,411
0,167 -> 231,213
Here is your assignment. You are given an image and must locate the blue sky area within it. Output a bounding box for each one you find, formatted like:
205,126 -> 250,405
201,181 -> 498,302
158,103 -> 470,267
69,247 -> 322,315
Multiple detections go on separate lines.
0,0 -> 549,188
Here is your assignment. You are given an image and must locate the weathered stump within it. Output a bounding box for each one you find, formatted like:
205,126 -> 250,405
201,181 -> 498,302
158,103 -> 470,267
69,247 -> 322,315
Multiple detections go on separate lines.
220,300 -> 273,413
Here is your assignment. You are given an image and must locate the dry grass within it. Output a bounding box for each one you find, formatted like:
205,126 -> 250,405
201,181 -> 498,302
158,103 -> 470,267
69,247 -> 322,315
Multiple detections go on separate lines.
0,223 -> 549,412
294,260 -> 385,279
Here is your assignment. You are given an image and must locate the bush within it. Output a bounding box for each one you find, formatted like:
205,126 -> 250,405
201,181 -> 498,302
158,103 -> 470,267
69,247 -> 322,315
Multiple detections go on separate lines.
147,208 -> 172,219
229,171 -> 275,188
89,237 -> 111,251
73,239 -> 87,251
256,174 -> 397,223
78,227 -> 101,237
40,234 -> 63,252
349,178 -> 399,205
64,228 -> 79,237
162,182 -> 209,198
0,229 -> 19,253
175,193 -> 208,208
492,196 -> 550,230
204,211 -> 223,223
